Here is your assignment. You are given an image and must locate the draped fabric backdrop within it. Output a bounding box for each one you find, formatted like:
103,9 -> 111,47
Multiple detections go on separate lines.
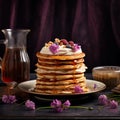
0,0 -> 120,73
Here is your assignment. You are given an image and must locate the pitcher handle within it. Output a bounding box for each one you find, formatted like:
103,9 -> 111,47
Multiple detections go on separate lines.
0,57 -> 2,69
0,39 -> 6,69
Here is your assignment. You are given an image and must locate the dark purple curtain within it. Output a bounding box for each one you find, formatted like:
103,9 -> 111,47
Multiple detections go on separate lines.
0,0 -> 120,73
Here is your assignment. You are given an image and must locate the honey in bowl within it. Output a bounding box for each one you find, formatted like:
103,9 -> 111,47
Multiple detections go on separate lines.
92,66 -> 120,90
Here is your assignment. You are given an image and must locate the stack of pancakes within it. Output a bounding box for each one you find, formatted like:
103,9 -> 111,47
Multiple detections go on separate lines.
35,51 -> 89,94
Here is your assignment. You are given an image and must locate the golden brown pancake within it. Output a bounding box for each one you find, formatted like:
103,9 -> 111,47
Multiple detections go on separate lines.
36,73 -> 84,80
36,52 -> 85,60
38,58 -> 84,65
36,77 -> 85,85
35,67 -> 86,75
36,63 -> 84,70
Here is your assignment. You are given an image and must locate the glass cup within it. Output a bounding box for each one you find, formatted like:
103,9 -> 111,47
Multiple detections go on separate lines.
92,66 -> 120,90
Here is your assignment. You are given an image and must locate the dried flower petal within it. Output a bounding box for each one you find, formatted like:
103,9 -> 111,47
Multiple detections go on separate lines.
98,94 -> 108,105
72,44 -> 81,52
50,99 -> 62,108
2,95 -> 10,103
74,85 -> 83,93
63,100 -> 71,109
2,95 -> 17,104
8,95 -> 17,103
109,100 -> 118,109
49,43 -> 59,54
93,84 -> 97,90
25,99 -> 35,110
50,99 -> 63,112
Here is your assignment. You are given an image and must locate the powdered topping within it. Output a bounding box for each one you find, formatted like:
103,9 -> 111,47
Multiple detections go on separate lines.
40,38 -> 82,55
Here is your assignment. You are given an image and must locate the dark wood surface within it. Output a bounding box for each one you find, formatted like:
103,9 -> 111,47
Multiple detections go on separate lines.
0,73 -> 120,120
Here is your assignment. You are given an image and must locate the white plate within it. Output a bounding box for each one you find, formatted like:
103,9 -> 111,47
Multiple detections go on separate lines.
18,79 -> 106,97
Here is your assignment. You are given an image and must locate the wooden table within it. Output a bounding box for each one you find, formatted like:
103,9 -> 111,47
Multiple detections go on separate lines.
0,73 -> 120,120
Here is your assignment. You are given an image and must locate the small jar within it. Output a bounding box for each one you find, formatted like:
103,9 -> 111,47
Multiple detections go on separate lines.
92,66 -> 120,90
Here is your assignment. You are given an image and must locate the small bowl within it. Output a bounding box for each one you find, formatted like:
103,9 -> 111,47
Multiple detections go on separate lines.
92,66 -> 120,90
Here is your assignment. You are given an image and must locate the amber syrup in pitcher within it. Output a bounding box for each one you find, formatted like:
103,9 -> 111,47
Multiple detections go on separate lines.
1,47 -> 30,83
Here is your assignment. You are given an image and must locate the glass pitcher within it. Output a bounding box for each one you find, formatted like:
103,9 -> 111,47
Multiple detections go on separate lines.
0,29 -> 30,89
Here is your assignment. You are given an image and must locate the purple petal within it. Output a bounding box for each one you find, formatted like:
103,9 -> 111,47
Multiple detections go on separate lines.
109,100 -> 118,109
49,44 -> 59,54
98,94 -> 108,105
93,84 -> 97,90
2,95 -> 17,104
8,95 -> 17,103
50,99 -> 62,108
2,95 -> 9,103
74,85 -> 83,93
25,100 -> 35,110
63,100 -> 71,109
72,44 -> 81,52
50,99 -> 64,112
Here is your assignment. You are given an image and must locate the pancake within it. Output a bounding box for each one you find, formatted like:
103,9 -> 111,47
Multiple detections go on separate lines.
35,64 -> 87,74
36,62 -> 84,70
36,77 -> 86,85
38,58 -> 84,65
36,73 -> 84,80
36,52 -> 85,60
